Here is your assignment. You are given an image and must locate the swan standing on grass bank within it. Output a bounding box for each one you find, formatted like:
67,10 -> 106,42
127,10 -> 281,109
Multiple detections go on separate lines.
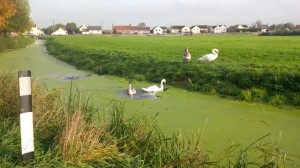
198,48 -> 219,63
183,47 -> 191,62
142,79 -> 166,93
128,81 -> 136,96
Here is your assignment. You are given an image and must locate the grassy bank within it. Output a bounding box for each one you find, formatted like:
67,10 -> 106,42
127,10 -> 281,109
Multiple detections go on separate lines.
45,35 -> 300,106
0,71 -> 287,167
0,35 -> 34,53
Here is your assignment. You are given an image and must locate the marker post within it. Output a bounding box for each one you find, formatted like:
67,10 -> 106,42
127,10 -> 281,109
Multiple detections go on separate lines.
18,71 -> 34,161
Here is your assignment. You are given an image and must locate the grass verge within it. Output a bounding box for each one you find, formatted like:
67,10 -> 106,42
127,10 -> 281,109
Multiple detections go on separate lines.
0,71 -> 288,167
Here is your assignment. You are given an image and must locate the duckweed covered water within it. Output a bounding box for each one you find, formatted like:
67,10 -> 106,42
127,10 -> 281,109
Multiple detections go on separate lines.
1,40 -> 299,165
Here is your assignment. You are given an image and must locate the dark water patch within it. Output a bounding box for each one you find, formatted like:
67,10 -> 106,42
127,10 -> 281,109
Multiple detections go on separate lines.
118,89 -> 158,100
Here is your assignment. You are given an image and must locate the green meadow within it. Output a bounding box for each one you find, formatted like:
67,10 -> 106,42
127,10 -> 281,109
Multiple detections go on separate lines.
46,34 -> 300,106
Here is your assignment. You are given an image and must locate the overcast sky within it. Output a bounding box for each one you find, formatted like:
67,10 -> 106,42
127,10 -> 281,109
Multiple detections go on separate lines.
29,0 -> 300,29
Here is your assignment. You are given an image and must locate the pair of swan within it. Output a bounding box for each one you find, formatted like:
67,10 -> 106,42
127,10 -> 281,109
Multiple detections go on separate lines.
198,48 -> 219,63
128,79 -> 166,96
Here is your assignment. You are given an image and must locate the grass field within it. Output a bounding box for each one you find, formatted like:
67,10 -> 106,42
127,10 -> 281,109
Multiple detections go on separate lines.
46,34 -> 300,106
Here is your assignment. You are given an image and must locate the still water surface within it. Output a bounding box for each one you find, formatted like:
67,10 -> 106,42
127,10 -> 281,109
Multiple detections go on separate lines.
1,40 -> 299,165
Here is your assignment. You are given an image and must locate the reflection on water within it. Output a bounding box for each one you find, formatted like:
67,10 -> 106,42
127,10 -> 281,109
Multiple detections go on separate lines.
58,74 -> 93,81
118,89 -> 158,100
43,73 -> 93,81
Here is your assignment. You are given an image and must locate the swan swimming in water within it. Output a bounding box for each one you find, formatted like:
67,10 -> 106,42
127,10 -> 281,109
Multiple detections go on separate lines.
198,48 -> 219,63
183,47 -> 191,62
142,79 -> 166,93
128,81 -> 136,96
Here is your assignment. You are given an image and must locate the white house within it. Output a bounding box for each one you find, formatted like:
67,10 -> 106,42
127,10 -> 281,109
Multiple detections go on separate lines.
236,24 -> 248,29
198,25 -> 209,33
211,25 -> 227,33
78,25 -> 88,32
152,26 -> 167,34
170,25 -> 190,34
29,25 -> 45,36
87,26 -> 102,35
81,26 -> 102,35
51,28 -> 68,35
259,25 -> 269,33
190,26 -> 201,34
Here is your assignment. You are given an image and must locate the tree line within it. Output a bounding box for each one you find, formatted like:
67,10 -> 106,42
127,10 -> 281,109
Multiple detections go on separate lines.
0,0 -> 32,35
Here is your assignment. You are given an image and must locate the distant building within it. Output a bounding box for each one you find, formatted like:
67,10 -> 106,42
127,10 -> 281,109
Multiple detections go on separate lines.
152,26 -> 167,34
210,25 -> 227,33
295,25 -> 300,32
51,28 -> 68,35
78,25 -> 88,32
29,25 -> 45,36
228,24 -> 249,32
80,25 -> 102,35
170,25 -> 190,35
112,25 -> 150,34
197,25 -> 209,33
190,26 -> 201,34
255,24 -> 269,32
259,25 -> 269,33
87,26 -> 102,35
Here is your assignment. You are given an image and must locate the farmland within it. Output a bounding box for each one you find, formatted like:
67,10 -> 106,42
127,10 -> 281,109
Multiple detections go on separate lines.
46,34 -> 300,106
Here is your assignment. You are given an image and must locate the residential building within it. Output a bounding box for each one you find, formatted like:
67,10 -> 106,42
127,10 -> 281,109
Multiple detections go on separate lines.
112,25 -> 150,34
87,26 -> 102,35
170,26 -> 190,34
255,24 -> 269,32
29,25 -> 45,36
198,25 -> 209,33
51,28 -> 68,35
152,26 -> 167,34
78,25 -> 88,32
236,24 -> 248,30
210,25 -> 227,33
190,26 -> 201,34
228,24 -> 249,32
260,25 -> 269,32
294,25 -> 300,32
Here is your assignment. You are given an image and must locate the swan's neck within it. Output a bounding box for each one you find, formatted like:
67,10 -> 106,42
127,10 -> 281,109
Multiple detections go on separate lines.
160,81 -> 164,91
212,50 -> 218,56
129,84 -> 133,93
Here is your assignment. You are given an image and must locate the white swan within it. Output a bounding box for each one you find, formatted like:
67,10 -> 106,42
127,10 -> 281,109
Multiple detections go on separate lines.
128,81 -> 136,95
142,79 -> 166,93
183,47 -> 191,62
198,48 -> 219,63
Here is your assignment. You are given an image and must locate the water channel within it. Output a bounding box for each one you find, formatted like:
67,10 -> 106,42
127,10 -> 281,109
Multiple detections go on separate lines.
1,40 -> 299,165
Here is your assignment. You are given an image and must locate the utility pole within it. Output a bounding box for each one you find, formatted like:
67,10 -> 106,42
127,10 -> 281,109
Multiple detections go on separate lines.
52,19 -> 54,34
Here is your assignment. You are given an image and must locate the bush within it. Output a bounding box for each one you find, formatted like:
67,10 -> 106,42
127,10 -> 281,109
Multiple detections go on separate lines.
268,95 -> 287,106
0,35 -> 34,52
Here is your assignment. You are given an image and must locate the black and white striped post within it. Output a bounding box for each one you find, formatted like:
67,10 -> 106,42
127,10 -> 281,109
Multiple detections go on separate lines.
18,71 -> 34,161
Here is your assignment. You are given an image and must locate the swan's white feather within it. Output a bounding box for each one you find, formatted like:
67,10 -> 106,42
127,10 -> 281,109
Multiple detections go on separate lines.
142,79 -> 166,93
198,49 -> 219,62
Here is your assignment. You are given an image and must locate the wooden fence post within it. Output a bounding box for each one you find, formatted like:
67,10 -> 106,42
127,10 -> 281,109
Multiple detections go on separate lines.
18,71 -> 34,161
